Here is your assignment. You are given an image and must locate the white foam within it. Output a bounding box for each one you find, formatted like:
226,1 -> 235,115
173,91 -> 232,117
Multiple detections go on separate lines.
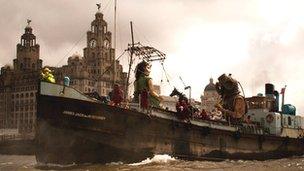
129,154 -> 176,166
0,162 -> 13,165
35,162 -> 77,168
106,161 -> 124,165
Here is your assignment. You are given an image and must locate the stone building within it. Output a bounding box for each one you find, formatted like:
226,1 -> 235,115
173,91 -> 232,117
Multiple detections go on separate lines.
0,22 -> 42,133
53,10 -> 127,96
0,10 -> 127,134
161,96 -> 178,112
201,78 -> 221,113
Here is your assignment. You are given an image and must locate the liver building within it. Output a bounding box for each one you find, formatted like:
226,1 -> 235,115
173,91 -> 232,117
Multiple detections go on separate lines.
0,21 -> 42,133
0,10 -> 127,134
53,10 -> 127,96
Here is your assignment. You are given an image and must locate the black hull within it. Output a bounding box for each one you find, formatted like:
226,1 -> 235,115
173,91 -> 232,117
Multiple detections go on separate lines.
36,120 -> 152,164
36,82 -> 304,164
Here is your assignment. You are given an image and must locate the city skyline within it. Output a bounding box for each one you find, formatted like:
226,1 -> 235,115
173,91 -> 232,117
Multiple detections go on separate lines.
1,0 -> 304,114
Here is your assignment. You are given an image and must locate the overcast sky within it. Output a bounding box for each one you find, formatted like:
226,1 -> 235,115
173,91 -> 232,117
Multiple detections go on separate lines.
1,0 -> 304,114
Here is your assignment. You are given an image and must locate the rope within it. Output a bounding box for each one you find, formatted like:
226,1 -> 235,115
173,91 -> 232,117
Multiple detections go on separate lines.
160,68 -> 164,83
98,50 -> 127,79
161,63 -> 171,86
55,1 -> 113,67
101,0 -> 112,12
55,32 -> 86,67
133,24 -> 154,47
102,0 -> 113,15
238,81 -> 246,98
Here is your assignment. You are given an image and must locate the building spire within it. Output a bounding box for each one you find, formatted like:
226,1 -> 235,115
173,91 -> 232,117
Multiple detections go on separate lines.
26,19 -> 32,27
96,3 -> 101,13
209,77 -> 213,84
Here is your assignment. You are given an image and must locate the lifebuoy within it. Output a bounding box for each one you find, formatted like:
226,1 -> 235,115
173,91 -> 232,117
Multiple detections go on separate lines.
266,114 -> 274,123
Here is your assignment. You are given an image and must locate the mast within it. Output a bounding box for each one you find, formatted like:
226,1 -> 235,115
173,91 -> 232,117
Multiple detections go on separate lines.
113,0 -> 117,85
125,21 -> 135,100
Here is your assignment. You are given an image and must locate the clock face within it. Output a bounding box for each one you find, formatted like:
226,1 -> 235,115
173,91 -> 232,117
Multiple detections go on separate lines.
104,40 -> 110,48
90,39 -> 97,48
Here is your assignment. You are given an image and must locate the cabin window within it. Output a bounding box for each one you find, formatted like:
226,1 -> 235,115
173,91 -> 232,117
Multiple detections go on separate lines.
288,117 -> 292,126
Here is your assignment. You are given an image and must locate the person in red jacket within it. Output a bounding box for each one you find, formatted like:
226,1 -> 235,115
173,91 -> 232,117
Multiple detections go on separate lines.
110,84 -> 124,106
176,99 -> 190,121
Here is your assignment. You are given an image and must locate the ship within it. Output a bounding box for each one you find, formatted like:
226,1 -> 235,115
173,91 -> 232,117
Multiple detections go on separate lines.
35,3 -> 304,165
35,80 -> 304,164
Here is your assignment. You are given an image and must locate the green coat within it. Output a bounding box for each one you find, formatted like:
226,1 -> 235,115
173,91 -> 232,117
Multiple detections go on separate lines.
134,76 -> 160,107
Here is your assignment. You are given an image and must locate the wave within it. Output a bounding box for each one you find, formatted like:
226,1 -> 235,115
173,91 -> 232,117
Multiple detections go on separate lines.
35,162 -> 78,169
0,162 -> 13,165
129,154 -> 176,166
106,161 -> 124,165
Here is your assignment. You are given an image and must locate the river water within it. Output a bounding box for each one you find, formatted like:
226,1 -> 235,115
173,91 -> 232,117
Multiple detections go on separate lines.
1,154 -> 304,171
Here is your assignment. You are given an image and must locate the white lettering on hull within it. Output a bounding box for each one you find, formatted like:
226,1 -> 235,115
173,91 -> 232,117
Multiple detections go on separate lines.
62,110 -> 106,120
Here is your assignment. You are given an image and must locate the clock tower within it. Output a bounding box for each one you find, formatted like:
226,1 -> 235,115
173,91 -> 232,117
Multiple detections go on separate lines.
83,10 -> 113,64
13,20 -> 42,71
77,7 -> 126,96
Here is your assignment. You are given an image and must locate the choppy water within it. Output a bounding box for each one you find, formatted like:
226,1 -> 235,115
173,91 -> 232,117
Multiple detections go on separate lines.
1,154 -> 304,171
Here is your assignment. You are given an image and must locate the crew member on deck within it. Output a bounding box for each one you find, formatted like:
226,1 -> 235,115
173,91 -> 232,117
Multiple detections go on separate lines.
133,60 -> 163,108
214,74 -> 246,124
176,99 -> 190,120
41,67 -> 55,83
109,84 -> 124,106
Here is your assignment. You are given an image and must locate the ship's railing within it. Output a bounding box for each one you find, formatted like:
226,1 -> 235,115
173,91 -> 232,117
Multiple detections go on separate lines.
128,102 -> 140,111
102,100 -> 265,135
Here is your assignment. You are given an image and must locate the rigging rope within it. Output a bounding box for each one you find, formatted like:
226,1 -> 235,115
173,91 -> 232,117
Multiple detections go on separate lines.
102,0 -> 113,15
238,81 -> 246,98
101,0 -> 112,12
161,63 -> 172,87
55,1 -> 113,68
133,24 -> 154,47
55,32 -> 86,67
98,50 -> 127,79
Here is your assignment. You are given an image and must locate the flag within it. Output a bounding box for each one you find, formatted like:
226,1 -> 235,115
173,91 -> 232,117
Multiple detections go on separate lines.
280,86 -> 287,94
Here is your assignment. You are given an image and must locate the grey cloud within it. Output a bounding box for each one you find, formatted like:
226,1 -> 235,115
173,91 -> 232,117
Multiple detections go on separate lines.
230,28 -> 304,113
1,0 -> 304,113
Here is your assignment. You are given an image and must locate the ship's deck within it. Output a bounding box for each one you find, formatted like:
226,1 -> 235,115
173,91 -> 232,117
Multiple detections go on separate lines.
39,81 -> 264,136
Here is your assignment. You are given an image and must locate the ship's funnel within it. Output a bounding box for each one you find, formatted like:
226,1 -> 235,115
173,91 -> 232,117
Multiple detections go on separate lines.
265,83 -> 274,98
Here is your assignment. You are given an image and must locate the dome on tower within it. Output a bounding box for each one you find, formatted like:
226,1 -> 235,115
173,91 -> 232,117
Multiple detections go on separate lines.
68,53 -> 82,61
204,78 -> 216,91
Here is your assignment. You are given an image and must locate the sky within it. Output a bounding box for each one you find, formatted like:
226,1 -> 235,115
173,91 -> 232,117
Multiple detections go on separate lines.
1,0 -> 304,114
